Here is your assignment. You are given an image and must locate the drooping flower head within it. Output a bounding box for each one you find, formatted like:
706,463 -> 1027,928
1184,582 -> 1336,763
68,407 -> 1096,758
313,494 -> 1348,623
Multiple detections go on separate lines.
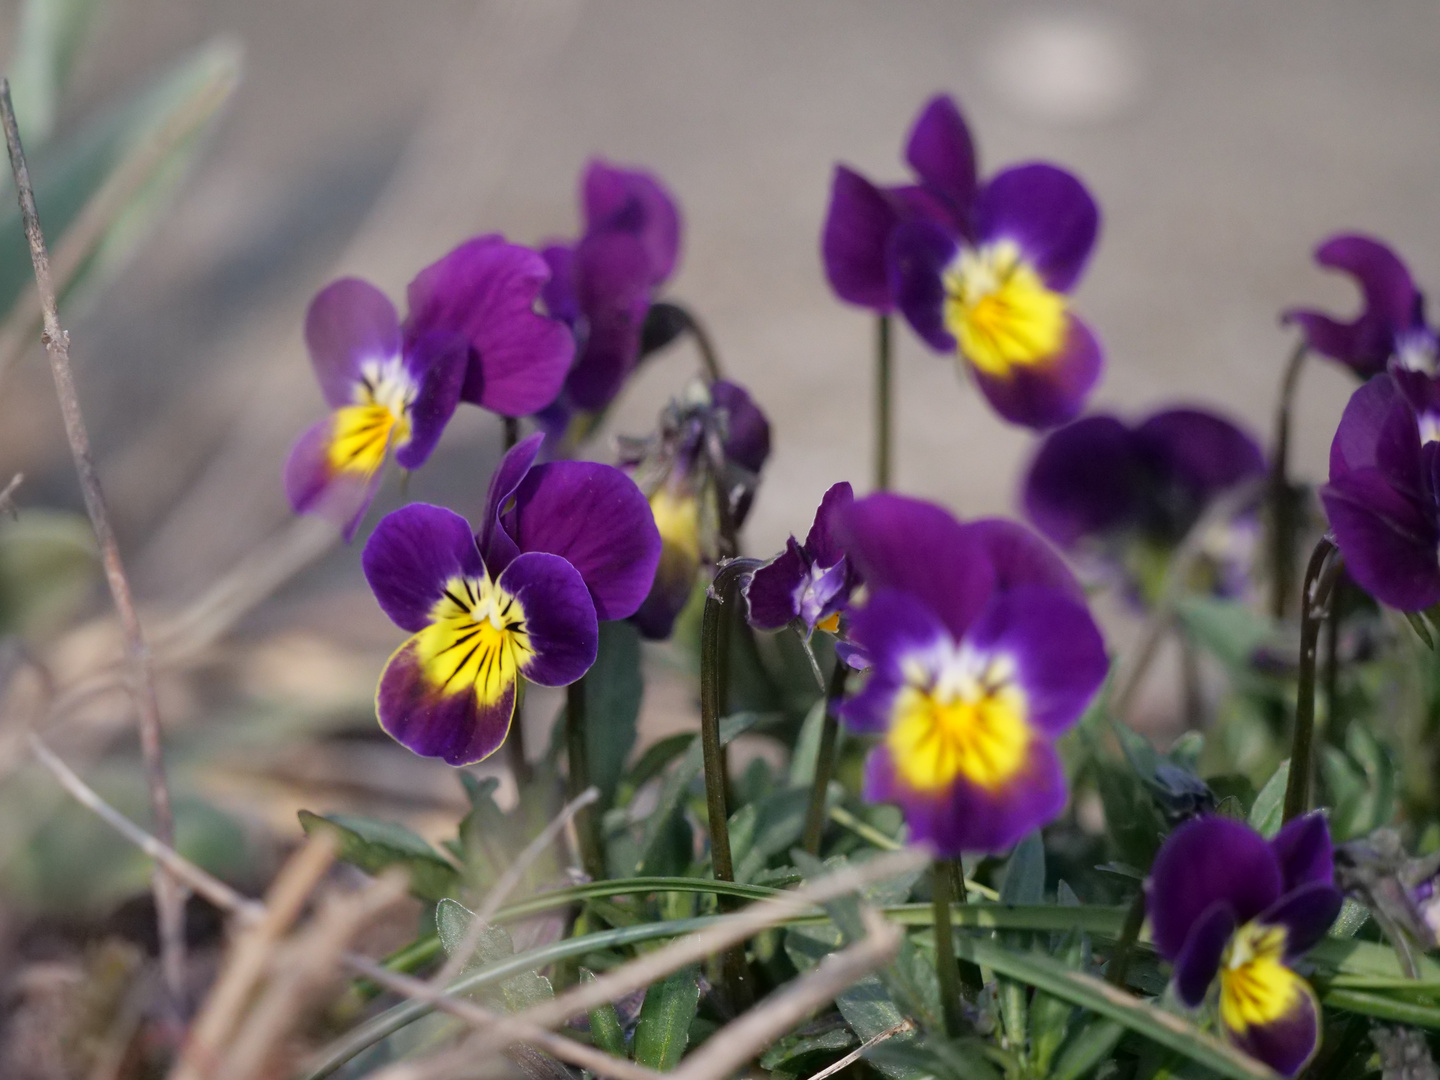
836,494 -> 1106,855
536,161 -> 682,446
745,481 -> 858,636
823,94 -> 1103,429
1023,408 -> 1266,604
361,434 -> 659,765
286,238 -> 574,539
621,379 -> 771,639
1147,815 -> 1341,1076
1284,234 -> 1423,379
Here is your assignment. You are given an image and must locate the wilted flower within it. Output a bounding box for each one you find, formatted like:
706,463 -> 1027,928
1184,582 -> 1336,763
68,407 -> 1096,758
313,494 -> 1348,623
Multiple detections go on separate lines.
621,379 -> 771,639
1335,828 -> 1440,953
361,433 -> 659,764
1147,814 -> 1341,1076
836,493 -> 1105,855
745,481 -> 857,636
1023,408 -> 1266,604
1284,234 -> 1423,379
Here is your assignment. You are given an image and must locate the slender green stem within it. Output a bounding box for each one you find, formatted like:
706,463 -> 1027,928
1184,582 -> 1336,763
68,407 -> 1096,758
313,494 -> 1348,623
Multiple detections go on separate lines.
565,677 -> 604,880
683,307 -> 724,383
947,858 -> 986,994
506,681 -> 531,788
1325,576 -> 1342,746
700,557 -> 762,1010
1283,536 -> 1343,823
931,861 -> 967,1036
1106,889 -> 1147,988
801,662 -> 848,855
875,313 -> 893,491
503,414 -> 520,451
1268,340 -> 1308,619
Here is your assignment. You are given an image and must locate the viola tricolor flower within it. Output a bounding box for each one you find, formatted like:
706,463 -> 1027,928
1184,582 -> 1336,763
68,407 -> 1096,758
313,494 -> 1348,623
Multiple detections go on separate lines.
745,481 -> 857,636
622,379 -> 771,640
361,433 -> 659,765
286,238 -> 573,538
1321,373 -> 1440,611
1147,815 -> 1341,1076
537,160 -> 681,444
836,493 -> 1105,854
1284,234 -> 1423,379
1023,408 -> 1266,604
822,93 -> 1103,429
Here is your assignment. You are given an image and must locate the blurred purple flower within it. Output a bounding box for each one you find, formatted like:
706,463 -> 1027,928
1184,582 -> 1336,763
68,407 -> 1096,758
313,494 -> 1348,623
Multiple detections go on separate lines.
835,493 -> 1104,855
745,481 -> 858,636
1146,815 -> 1341,1076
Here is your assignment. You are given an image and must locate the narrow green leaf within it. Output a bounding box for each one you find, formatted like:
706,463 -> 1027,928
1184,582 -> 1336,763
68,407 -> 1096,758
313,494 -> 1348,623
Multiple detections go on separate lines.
1001,832 -> 1046,905
583,971 -> 628,1058
583,621 -> 643,810
0,509 -> 96,638
788,697 -> 830,786
1050,1019 -> 1127,1080
760,1025 -> 856,1071
1404,611 -> 1435,650
298,811 -> 460,902
632,966 -> 701,1070
1031,928 -> 1083,1076
1247,759 -> 1290,838
5,0 -> 103,144
433,898 -> 552,1011
625,732 -> 695,794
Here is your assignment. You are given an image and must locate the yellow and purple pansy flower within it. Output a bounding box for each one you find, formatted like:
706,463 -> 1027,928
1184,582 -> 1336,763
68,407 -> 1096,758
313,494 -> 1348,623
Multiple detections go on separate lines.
836,493 -> 1106,854
745,481 -> 858,637
1147,814 -> 1341,1077
822,94 -> 1103,429
360,433 -> 660,765
285,237 -> 574,538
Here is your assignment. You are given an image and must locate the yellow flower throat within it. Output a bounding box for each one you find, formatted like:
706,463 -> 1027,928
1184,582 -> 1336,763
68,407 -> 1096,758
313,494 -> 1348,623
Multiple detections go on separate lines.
942,240 -> 1067,376
414,575 -> 534,704
1218,922 -> 1310,1033
327,362 -> 414,476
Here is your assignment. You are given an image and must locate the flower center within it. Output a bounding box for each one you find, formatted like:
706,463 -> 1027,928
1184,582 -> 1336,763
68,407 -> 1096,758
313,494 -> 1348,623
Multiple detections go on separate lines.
1218,922 -> 1302,1032
886,646 -> 1030,792
414,575 -> 534,704
941,240 -> 1067,376
650,488 -> 702,564
326,360 -> 415,476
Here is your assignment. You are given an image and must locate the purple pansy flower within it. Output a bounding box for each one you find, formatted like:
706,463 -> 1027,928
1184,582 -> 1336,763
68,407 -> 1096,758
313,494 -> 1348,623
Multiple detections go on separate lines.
1023,408 -> 1266,604
1147,815 -> 1342,1076
745,482 -> 858,636
536,161 -> 682,445
1284,235 -> 1423,379
835,493 -> 1105,855
622,379 -> 771,640
361,434 -> 660,765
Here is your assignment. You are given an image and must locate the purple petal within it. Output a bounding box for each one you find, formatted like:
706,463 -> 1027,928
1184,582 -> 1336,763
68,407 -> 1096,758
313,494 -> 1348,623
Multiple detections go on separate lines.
477,433 -> 544,573
837,493 -> 996,641
711,380 -> 773,476
805,481 -> 855,567
283,415 -> 385,542
509,461 -> 662,620
1270,813 -> 1336,893
965,517 -> 1085,601
1147,817 -> 1283,962
582,159 -> 681,284
865,737 -> 1068,856
889,219 -> 959,352
1260,882 -> 1343,958
975,164 -> 1100,293
970,312 -> 1103,430
745,539 -> 807,631
498,552 -> 599,684
821,165 -> 901,311
903,94 -> 977,217
964,585 -> 1107,738
563,229 -> 653,412
540,242 -> 580,326
377,638 -> 515,766
1173,902 -> 1236,1008
405,235 -> 574,416
394,332 -> 467,470
1136,409 -> 1267,504
1321,470 -> 1440,611
1329,375 -> 1422,488
1223,976 -> 1320,1078
305,278 -> 401,408
362,504 -> 484,632
1023,415 -> 1143,549
840,588 -> 950,735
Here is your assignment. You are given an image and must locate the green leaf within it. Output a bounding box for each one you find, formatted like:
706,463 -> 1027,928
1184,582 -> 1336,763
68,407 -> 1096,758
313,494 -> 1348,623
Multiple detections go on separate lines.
868,1036 -> 1003,1080
788,696 -> 831,787
1094,761 -> 1165,868
582,971 -> 627,1058
1321,725 -> 1396,841
760,1025 -> 856,1071
625,732 -> 695,794
1050,1019 -> 1128,1080
1177,595 -> 1281,672
0,509 -> 96,639
731,786 -> 810,883
1247,759 -> 1290,838
1031,928 -> 1084,1076
1001,832 -> 1046,905
632,966 -> 701,1070
298,811 -> 460,902
1404,611 -> 1435,650
5,0 -> 103,144
434,898 -> 552,1012
581,621 -> 643,810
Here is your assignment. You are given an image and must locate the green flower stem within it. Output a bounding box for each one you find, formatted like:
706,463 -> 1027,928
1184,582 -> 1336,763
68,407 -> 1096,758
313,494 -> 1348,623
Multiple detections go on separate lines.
875,313 -> 893,491
565,676 -> 604,881
1283,535 -> 1343,823
700,557 -> 763,1011
1267,340 -> 1308,619
1104,888 -> 1147,989
931,861 -> 968,1036
801,661 -> 848,855
681,306 -> 724,383
506,680 -> 531,788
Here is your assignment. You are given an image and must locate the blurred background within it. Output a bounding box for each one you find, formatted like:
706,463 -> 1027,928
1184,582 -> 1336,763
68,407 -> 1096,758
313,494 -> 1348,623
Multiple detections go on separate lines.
0,0 -> 1438,1065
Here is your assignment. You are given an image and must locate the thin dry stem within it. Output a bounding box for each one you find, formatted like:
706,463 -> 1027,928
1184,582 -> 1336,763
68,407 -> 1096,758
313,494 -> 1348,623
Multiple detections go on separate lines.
0,78 -> 188,1007
0,471 -> 21,512
803,1020 -> 914,1080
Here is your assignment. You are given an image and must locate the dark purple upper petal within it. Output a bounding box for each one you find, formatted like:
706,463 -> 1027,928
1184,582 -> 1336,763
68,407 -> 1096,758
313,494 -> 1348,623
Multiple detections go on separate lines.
1023,415 -> 1144,549
362,503 -> 485,632
889,219 -> 959,353
1147,816 -> 1283,962
745,538 -> 808,631
582,159 -> 681,284
970,312 -> 1103,429
539,242 -> 580,327
1173,902 -> 1236,1008
497,551 -> 599,685
394,332 -> 467,470
1270,813 -> 1336,894
974,163 -> 1100,293
903,94 -> 978,220
1284,234 -> 1418,378
1136,409 -> 1267,505
563,229 -> 655,412
821,166 -> 901,311
837,493 -> 997,641
805,481 -> 855,567
1321,469 -> 1440,611
711,380 -> 772,475
1259,882 -> 1343,958
305,278 -> 402,408
477,433 -> 544,573
964,518 -> 1086,601
1329,375 -> 1423,489
404,235 -> 574,416
508,460 -> 662,620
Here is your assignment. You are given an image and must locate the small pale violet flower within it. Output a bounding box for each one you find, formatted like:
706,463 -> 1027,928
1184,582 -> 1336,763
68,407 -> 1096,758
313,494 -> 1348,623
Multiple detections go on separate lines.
1284,234 -> 1423,379
623,379 -> 771,640
1023,408 -> 1266,604
745,481 -> 858,636
286,238 -> 574,538
1322,373 -> 1440,611
361,433 -> 659,765
537,160 -> 681,443
836,493 -> 1106,855
1147,815 -> 1342,1077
